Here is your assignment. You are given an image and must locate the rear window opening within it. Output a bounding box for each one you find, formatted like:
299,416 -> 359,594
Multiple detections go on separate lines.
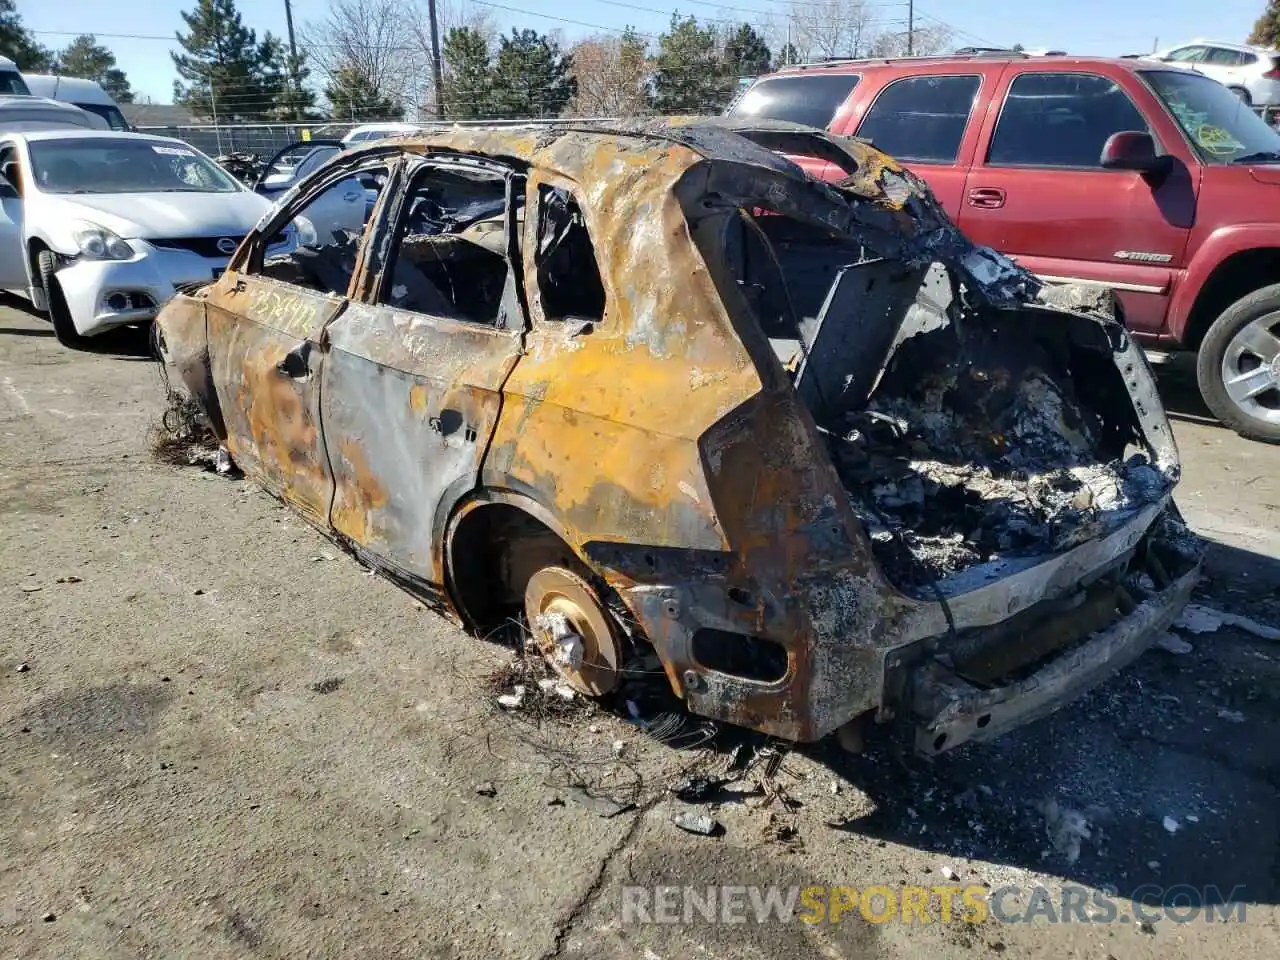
727,74 -> 861,129
713,208 -> 1173,598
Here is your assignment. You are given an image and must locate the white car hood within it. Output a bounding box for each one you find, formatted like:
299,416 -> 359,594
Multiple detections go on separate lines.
43,191 -> 274,240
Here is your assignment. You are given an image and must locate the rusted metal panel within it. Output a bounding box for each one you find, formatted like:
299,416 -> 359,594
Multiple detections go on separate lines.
321,300 -> 522,582
205,279 -> 344,524
485,151 -> 762,554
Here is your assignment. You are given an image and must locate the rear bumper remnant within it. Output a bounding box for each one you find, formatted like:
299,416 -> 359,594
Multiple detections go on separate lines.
910,543 -> 1200,755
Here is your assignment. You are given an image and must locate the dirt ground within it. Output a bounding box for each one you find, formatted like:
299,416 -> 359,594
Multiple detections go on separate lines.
2,301 -> 1278,960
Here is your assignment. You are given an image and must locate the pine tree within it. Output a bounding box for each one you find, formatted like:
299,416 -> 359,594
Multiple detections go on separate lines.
257,35 -> 316,120
171,0 -> 292,121
725,24 -> 771,79
0,0 -> 51,70
55,35 -> 134,103
325,64 -> 404,122
653,16 -> 726,114
1250,1 -> 1280,47
773,42 -> 800,69
489,28 -> 576,119
440,27 -> 493,120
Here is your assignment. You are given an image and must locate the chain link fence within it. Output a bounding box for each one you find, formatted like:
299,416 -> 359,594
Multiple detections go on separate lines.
137,117 -> 630,161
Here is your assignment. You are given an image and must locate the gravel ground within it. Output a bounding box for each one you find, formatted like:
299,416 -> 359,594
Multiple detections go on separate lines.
2,302 -> 1278,960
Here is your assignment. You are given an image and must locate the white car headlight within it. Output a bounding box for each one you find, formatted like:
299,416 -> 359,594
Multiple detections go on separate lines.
70,220 -> 134,261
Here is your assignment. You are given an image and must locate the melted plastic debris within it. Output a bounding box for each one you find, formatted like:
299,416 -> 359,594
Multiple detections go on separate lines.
829,320 -> 1172,595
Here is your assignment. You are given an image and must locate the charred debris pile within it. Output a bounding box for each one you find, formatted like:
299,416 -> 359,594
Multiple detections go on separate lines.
826,310 -> 1172,597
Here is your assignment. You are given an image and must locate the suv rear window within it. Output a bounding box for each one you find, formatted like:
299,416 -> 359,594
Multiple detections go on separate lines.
728,74 -> 860,129
854,74 -> 981,163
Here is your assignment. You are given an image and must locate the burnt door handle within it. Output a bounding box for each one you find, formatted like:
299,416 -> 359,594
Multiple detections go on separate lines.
967,187 -> 1006,209
276,342 -> 313,380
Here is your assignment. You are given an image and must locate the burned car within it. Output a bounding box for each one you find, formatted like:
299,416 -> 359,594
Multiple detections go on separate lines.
154,118 -> 1202,754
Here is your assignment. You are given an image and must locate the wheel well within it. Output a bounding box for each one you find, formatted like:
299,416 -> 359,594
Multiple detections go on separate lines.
1184,248 -> 1280,350
446,503 -> 582,634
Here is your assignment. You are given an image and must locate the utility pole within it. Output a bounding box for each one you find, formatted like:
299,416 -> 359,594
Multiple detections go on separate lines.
428,0 -> 444,118
907,0 -> 914,56
283,0 -> 301,118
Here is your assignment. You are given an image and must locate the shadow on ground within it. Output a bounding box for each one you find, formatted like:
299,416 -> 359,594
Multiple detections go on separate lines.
0,293 -> 153,359
568,535 -> 1280,908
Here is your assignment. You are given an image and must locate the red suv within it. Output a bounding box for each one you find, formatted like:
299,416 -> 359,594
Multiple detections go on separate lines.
730,54 -> 1280,442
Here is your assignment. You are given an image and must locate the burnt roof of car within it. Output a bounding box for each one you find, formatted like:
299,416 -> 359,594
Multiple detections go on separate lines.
345,116 -> 854,185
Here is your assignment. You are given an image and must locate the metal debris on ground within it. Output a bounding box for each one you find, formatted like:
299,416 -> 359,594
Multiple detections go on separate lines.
672,811 -> 722,836
496,685 -> 526,710
1038,798 -> 1098,864
1155,633 -> 1195,655
150,390 -> 222,470
760,812 -> 803,852
672,775 -> 727,804
1175,603 -> 1280,642
475,781 -> 497,797
566,785 -> 634,819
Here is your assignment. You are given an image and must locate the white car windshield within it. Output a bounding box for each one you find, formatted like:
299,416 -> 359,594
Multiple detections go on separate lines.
28,138 -> 240,194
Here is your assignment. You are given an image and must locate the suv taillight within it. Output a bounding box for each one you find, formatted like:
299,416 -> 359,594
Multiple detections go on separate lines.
1265,57 -> 1280,79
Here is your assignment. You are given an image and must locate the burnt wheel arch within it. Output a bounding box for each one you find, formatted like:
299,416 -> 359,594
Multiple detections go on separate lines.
443,493 -> 589,634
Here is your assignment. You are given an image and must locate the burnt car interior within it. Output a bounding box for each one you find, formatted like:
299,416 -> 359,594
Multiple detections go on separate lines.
535,185 -> 606,322
259,164 -> 390,295
715,203 -> 1175,599
379,165 -> 514,325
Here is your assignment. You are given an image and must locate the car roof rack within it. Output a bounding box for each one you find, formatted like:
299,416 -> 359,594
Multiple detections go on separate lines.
790,51 -> 1030,70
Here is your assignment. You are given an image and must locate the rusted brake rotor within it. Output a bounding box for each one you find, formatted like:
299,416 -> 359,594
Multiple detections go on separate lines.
523,566 -> 622,696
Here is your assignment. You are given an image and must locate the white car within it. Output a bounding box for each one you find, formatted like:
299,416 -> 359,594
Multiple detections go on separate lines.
0,94 -> 109,133
341,122 -> 421,145
0,130 -> 286,345
21,74 -> 131,131
1150,40 -> 1280,106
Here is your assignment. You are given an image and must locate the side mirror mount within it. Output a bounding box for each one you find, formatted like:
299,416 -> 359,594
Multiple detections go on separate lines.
1100,131 -> 1172,176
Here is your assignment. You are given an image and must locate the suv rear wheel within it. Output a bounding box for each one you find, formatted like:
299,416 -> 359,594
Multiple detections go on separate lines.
1197,283 -> 1280,443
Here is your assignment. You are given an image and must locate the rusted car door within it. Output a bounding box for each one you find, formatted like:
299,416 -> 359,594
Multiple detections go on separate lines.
318,155 -> 526,582
205,154 -> 398,525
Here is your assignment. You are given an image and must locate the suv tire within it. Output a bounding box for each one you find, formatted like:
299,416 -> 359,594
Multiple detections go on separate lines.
1196,283 -> 1280,443
37,251 -> 86,349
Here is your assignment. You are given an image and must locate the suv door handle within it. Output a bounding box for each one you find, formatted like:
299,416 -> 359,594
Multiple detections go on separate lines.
967,187 -> 1006,209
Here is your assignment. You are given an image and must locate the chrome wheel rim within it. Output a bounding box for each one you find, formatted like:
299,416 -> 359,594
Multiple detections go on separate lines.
1220,310 -> 1280,426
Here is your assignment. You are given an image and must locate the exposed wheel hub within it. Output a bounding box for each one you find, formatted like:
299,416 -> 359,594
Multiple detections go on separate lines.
524,566 -> 622,696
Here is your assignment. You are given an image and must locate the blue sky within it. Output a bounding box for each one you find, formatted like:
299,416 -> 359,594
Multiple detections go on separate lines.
19,0 -> 1272,103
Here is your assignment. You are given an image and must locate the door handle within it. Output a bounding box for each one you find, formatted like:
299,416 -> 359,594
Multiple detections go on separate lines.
967,187 -> 1006,209
276,341 -> 314,380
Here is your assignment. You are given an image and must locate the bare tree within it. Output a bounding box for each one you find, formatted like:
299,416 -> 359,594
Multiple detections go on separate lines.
299,0 -> 418,115
403,0 -> 496,116
867,22 -> 952,58
567,31 -> 649,117
788,0 -> 875,61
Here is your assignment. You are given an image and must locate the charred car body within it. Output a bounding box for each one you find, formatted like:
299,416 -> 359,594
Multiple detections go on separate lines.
154,118 -> 1202,754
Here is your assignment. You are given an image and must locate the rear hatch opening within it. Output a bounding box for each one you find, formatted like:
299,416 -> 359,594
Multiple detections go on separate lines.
723,206 -> 1183,601
717,203 -> 1202,751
